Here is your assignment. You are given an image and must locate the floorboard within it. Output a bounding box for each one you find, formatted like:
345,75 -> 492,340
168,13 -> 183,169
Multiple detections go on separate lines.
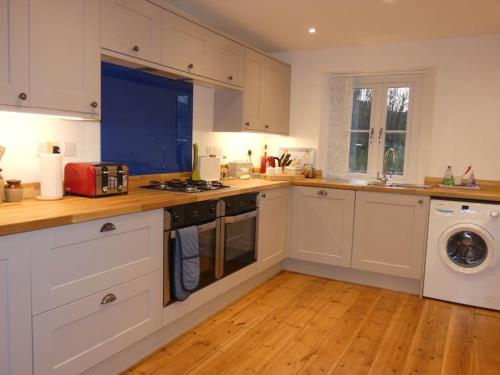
124,272 -> 500,375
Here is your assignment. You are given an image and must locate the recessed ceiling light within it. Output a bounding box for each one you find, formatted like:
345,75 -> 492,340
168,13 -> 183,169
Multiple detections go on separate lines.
308,27 -> 316,34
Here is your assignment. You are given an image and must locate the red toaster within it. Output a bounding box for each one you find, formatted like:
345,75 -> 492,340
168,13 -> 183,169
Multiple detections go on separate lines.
64,162 -> 129,197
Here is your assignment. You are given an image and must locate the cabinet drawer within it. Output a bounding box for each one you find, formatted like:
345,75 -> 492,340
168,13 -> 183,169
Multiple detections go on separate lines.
33,271 -> 162,375
32,210 -> 163,315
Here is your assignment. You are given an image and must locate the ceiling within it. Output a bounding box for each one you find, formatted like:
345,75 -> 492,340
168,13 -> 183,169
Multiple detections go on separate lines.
160,0 -> 500,52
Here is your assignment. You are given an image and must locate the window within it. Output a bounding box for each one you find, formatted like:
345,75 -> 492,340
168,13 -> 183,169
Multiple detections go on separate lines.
331,73 -> 424,181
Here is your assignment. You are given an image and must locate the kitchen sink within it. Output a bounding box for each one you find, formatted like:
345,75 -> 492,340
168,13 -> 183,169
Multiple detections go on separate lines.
324,179 -> 433,189
367,181 -> 433,189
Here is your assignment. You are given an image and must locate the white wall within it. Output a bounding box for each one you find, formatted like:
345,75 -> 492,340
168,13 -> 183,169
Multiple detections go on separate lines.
0,85 -> 293,182
5,33 -> 495,183
0,112 -> 100,182
275,33 -> 500,181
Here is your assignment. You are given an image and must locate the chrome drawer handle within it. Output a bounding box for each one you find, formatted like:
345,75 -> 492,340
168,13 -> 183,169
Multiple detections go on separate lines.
318,189 -> 328,196
100,223 -> 116,233
101,293 -> 117,305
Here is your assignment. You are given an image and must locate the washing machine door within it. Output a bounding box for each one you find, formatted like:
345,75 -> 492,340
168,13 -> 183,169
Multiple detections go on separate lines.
439,224 -> 495,274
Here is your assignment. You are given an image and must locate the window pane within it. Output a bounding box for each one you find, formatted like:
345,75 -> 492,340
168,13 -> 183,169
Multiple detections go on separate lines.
386,87 -> 410,131
384,133 -> 406,175
349,132 -> 369,173
351,88 -> 373,130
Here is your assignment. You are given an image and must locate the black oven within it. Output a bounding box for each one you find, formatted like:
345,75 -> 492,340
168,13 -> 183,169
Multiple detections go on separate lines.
163,200 -> 221,306
218,193 -> 258,278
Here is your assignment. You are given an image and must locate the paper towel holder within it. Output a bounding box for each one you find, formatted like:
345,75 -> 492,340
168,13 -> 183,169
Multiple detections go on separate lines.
35,146 -> 64,201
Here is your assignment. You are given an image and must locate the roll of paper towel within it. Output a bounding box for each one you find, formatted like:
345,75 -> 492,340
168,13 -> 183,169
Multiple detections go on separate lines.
39,153 -> 63,199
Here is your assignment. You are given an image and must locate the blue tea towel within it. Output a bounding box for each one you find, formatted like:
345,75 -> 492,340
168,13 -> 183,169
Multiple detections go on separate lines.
173,226 -> 200,301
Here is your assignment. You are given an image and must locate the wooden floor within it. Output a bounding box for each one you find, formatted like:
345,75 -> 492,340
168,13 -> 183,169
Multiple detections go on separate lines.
125,272 -> 500,375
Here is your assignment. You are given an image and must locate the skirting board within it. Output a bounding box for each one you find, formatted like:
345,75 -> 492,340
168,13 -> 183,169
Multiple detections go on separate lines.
83,262 -> 282,375
283,258 -> 422,295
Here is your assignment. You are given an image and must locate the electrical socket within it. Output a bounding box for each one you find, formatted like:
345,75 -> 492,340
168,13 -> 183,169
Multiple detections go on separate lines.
35,142 -> 48,157
64,142 -> 77,157
35,141 -> 60,157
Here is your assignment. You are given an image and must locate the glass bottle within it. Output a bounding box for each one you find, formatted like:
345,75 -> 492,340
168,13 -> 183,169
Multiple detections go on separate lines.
260,144 -> 268,173
443,166 -> 454,186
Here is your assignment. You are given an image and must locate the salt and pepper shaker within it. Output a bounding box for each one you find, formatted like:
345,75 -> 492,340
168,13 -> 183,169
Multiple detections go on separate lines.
5,179 -> 23,202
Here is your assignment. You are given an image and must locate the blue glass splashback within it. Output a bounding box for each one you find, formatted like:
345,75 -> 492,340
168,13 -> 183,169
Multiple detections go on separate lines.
101,62 -> 193,175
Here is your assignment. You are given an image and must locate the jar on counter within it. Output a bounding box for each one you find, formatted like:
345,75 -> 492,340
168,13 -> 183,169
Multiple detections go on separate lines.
303,164 -> 315,179
5,179 -> 23,202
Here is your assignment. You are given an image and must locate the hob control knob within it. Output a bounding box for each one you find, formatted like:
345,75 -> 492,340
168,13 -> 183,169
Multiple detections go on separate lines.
491,211 -> 499,218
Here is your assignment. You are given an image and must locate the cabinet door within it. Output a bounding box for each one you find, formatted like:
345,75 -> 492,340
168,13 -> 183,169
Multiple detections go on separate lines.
162,11 -> 211,77
242,49 -> 266,131
209,34 -> 244,87
101,0 -> 162,63
0,234 -> 34,375
31,210 -> 163,315
263,59 -> 290,134
33,271 -> 162,375
29,0 -> 100,115
352,192 -> 429,279
0,0 -> 29,107
258,188 -> 289,268
290,187 -> 355,267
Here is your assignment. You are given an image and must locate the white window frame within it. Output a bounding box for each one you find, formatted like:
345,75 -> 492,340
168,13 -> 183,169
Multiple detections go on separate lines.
347,73 -> 424,182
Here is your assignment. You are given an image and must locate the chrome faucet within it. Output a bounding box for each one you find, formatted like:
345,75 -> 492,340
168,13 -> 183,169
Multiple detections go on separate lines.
378,148 -> 398,186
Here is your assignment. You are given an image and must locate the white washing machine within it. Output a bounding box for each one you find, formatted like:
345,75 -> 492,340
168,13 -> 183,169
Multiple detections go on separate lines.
424,199 -> 500,310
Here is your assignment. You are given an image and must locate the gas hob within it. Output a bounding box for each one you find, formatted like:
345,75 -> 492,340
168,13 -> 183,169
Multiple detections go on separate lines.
141,179 -> 230,193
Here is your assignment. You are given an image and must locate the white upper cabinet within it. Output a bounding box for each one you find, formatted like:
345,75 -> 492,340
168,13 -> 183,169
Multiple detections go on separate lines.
0,0 -> 29,107
29,0 -> 100,116
242,49 -> 266,131
239,48 -> 291,134
262,58 -> 290,134
101,0 -> 162,64
352,191 -> 429,279
162,10 -> 211,77
209,33 -> 244,87
290,187 -> 355,267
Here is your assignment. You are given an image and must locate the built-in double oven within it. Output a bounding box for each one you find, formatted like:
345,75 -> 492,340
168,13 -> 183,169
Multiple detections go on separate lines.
163,193 -> 258,305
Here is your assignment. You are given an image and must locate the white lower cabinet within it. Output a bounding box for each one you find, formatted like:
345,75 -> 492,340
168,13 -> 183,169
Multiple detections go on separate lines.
31,210 -> 163,316
352,191 -> 429,279
258,188 -> 289,268
290,186 -> 355,267
33,271 -> 162,375
31,209 -> 164,375
0,233 -> 35,375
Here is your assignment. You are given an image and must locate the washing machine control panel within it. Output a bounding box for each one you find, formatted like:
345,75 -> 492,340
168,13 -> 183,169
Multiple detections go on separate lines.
433,201 -> 500,221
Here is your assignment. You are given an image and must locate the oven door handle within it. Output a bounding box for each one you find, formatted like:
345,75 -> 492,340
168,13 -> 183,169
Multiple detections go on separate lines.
170,220 -> 217,238
223,210 -> 257,224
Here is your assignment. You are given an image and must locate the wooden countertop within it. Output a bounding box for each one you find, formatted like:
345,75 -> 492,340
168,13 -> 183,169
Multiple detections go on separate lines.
295,178 -> 500,201
2,177 -> 500,237
0,179 -> 289,237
